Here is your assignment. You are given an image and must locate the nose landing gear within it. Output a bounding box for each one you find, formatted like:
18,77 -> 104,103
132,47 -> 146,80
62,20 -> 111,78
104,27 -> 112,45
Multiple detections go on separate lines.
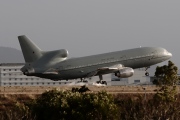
145,72 -> 149,76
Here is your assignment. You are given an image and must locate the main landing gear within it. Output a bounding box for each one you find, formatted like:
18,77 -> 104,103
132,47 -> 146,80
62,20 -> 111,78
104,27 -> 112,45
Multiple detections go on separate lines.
145,67 -> 150,76
96,75 -> 107,85
79,78 -> 88,83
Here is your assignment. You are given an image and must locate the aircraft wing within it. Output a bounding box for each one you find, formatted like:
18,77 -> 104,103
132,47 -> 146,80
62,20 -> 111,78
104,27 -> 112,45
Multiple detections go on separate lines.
86,64 -> 124,78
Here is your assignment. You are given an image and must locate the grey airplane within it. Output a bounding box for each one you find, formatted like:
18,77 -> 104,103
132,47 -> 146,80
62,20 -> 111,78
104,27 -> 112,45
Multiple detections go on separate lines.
18,35 -> 172,84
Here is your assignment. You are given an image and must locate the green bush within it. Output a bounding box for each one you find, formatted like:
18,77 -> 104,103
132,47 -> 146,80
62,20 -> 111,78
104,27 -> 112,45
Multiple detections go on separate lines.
114,94 -> 180,120
0,102 -> 34,120
0,91 -> 180,120
31,89 -> 118,120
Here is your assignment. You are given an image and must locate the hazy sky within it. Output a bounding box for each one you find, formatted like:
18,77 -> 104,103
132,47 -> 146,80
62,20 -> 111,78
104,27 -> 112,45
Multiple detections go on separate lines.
0,1 -> 180,67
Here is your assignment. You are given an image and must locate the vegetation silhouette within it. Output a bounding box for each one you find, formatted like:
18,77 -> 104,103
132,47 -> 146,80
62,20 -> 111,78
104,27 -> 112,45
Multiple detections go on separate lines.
153,61 -> 179,102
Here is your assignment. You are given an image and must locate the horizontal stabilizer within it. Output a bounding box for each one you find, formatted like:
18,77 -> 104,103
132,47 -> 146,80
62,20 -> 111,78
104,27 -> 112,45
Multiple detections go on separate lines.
43,72 -> 59,75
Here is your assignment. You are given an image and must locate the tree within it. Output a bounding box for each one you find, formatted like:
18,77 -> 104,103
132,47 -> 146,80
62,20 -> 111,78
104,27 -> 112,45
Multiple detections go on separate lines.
153,61 -> 179,102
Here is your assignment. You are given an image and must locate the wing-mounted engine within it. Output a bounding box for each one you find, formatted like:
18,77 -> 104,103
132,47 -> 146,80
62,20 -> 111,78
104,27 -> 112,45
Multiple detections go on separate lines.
115,67 -> 134,78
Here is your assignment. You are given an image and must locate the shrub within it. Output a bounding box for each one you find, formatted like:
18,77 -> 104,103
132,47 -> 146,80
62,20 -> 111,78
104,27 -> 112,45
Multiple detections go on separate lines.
31,89 -> 118,120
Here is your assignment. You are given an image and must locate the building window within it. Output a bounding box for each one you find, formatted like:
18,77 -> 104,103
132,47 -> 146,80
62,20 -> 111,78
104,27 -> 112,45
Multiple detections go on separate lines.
31,83 -> 33,85
15,69 -> 17,71
20,83 -> 22,85
134,80 -> 140,83
9,69 -> 11,71
9,78 -> 11,81
3,69 -> 5,71
4,83 -> 6,85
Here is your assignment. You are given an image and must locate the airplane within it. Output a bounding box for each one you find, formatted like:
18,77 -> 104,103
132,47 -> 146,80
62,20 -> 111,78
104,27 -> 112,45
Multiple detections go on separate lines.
18,35 -> 172,85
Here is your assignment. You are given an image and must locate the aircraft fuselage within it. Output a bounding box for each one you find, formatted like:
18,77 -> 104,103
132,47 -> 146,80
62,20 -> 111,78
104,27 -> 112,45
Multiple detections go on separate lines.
34,47 -> 172,80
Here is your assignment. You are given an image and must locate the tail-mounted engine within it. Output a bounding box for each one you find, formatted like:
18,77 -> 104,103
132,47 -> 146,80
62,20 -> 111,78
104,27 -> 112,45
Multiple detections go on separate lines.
59,49 -> 68,58
114,67 -> 134,78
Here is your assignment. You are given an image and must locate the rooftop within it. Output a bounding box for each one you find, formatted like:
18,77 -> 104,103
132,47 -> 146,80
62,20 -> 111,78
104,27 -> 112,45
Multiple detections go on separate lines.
0,63 -> 25,66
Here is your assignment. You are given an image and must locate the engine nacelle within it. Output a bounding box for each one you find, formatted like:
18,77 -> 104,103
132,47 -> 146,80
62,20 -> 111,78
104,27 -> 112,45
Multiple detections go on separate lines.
59,49 -> 68,58
115,67 -> 134,78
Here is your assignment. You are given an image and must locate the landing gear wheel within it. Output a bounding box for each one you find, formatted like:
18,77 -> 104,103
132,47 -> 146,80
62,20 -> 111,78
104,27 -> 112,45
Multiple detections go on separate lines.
145,72 -> 149,76
96,81 -> 100,84
96,81 -> 107,85
102,81 -> 107,85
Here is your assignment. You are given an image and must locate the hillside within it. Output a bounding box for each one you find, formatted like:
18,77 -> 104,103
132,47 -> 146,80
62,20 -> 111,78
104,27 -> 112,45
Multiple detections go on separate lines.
0,47 -> 24,63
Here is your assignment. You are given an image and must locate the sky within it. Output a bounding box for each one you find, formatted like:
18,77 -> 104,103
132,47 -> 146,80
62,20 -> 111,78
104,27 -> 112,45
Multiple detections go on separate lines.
0,1 -> 180,67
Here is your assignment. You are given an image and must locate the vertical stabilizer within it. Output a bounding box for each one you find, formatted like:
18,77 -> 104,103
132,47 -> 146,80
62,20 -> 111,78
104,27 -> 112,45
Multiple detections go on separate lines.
18,35 -> 42,63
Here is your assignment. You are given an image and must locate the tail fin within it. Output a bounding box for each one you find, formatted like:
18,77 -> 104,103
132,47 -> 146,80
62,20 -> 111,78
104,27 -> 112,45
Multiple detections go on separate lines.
18,35 -> 42,63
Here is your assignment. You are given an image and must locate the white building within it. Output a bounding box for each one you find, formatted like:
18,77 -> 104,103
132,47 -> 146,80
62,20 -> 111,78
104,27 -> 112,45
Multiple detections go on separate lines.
0,63 -> 72,86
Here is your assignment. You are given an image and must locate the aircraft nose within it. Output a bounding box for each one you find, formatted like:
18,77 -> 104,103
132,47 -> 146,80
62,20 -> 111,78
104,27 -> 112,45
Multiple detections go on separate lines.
168,52 -> 172,57
164,51 -> 172,58
168,53 -> 172,59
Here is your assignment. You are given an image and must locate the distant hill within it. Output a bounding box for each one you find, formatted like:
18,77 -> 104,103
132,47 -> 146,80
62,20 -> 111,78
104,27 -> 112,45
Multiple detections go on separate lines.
0,47 -> 24,63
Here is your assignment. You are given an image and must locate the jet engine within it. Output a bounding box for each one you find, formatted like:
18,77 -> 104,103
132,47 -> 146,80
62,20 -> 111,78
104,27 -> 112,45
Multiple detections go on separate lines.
59,49 -> 68,58
114,67 -> 134,78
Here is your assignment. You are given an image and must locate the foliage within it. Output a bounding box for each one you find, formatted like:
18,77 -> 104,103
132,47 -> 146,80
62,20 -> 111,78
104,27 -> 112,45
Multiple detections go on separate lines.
153,61 -> 178,86
114,94 -> 180,120
153,61 -> 179,102
31,89 -> 118,120
0,102 -> 34,120
0,91 -> 180,119
72,85 -> 90,93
